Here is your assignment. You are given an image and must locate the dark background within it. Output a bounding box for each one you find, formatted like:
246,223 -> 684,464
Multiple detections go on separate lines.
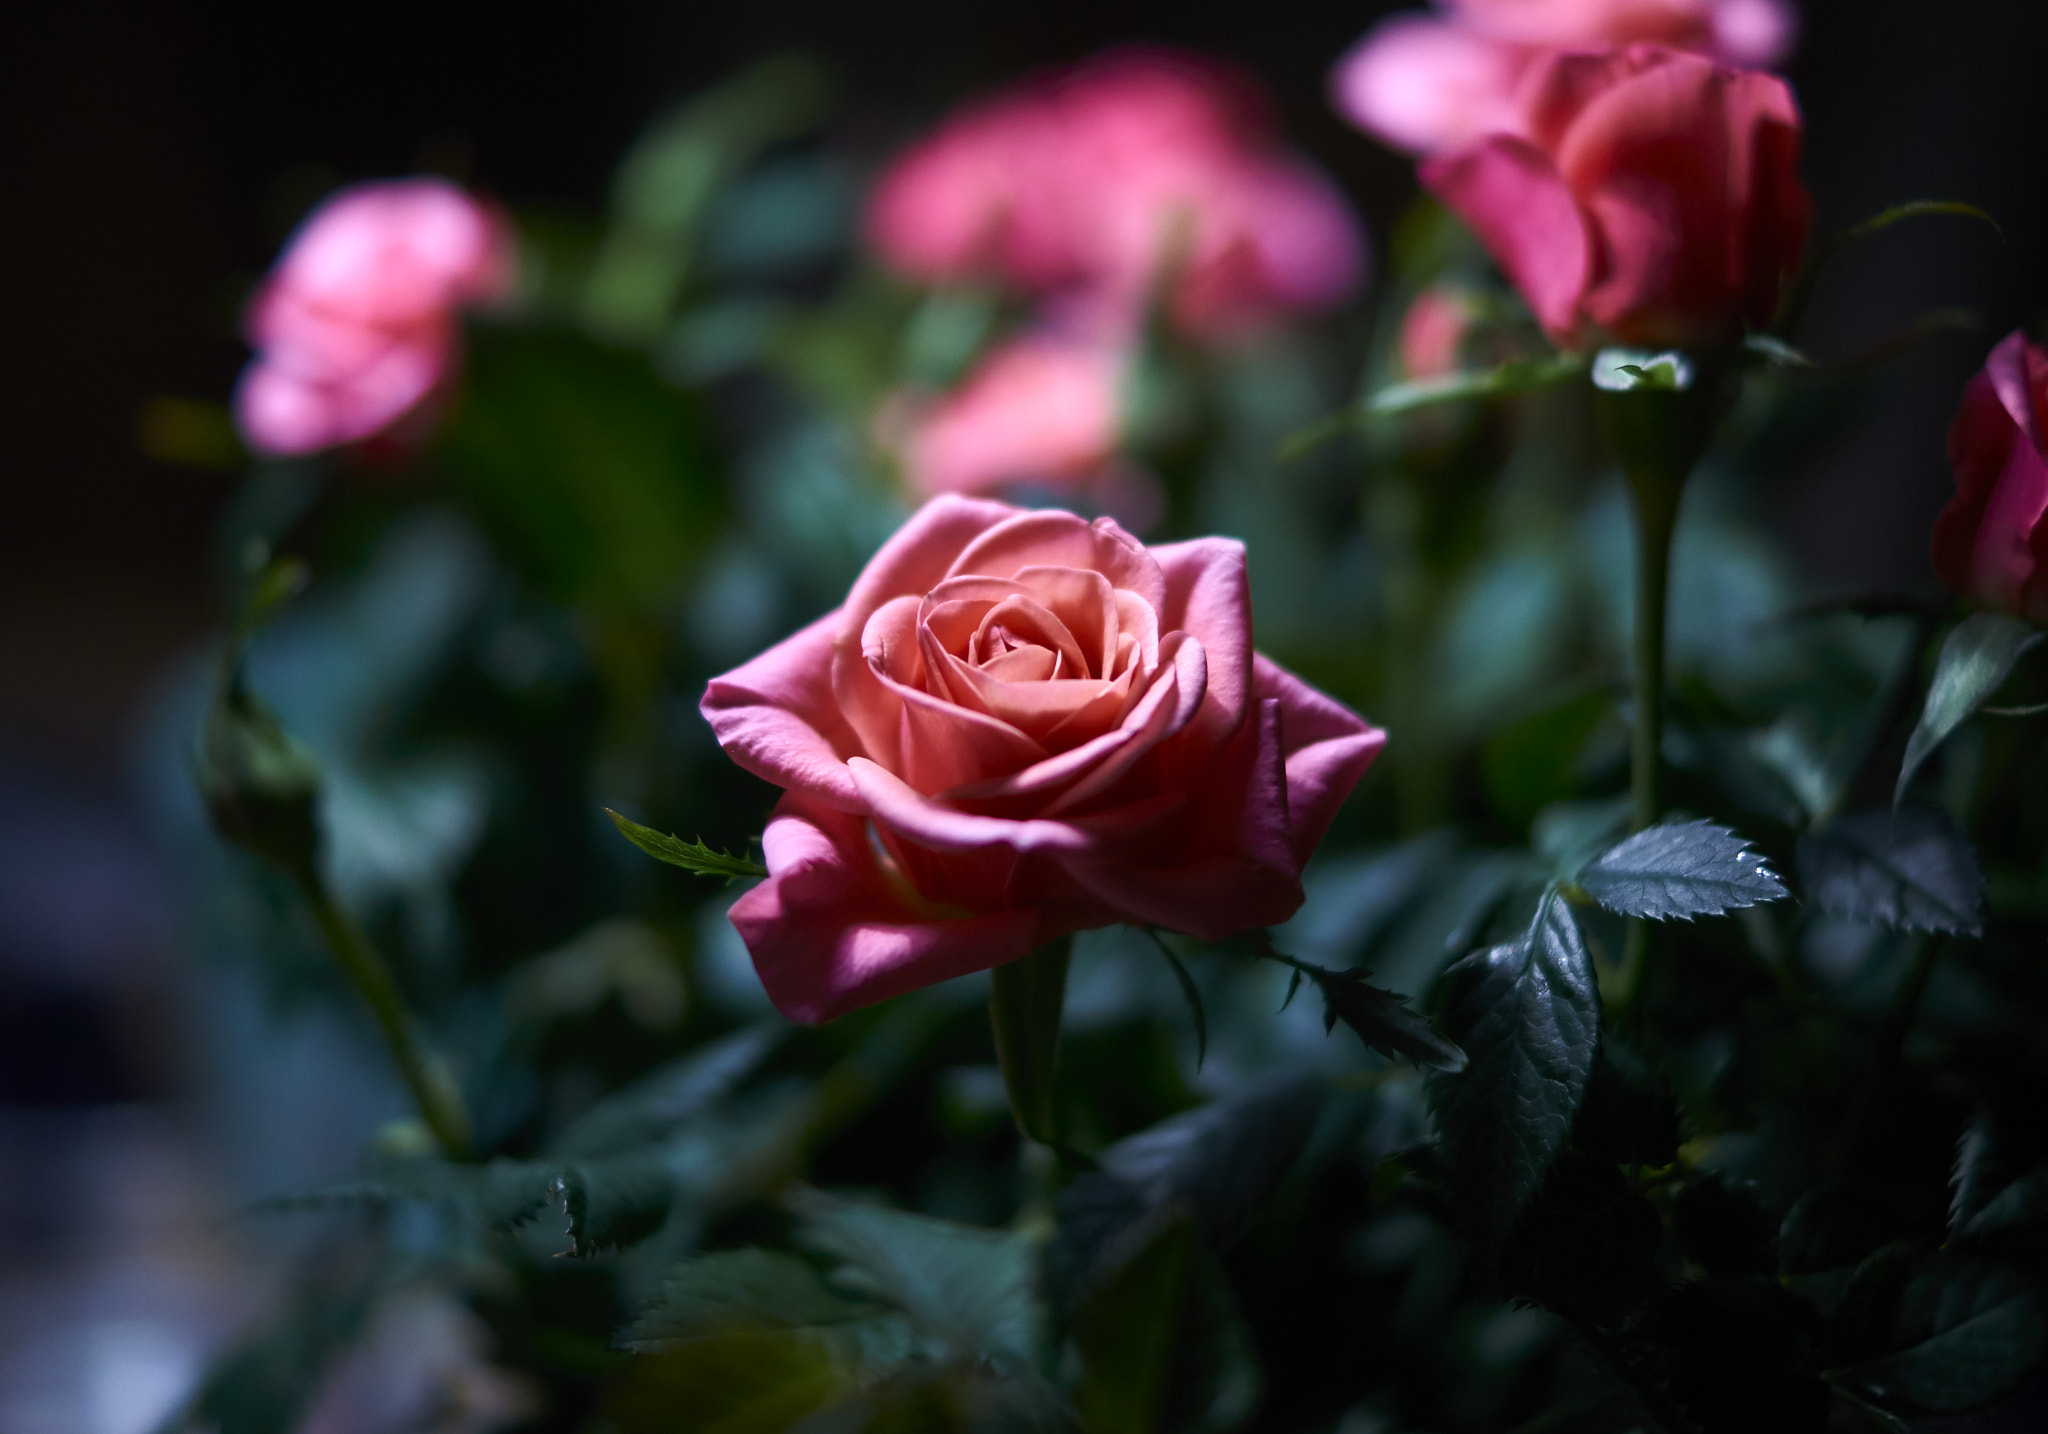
3,0 -> 2044,1044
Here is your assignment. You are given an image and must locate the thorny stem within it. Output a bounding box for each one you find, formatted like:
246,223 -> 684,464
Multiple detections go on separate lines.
294,871 -> 474,1162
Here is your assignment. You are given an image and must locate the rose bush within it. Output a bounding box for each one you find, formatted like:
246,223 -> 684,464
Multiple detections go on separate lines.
700,497 -> 1385,1021
235,178 -> 513,456
1933,330 -> 2048,624
865,49 -> 1364,340
1419,45 -> 1810,351
1331,0 -> 1796,154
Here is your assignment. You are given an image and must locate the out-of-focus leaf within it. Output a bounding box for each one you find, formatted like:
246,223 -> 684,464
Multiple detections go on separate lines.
1279,355 -> 1588,458
1896,613 -> 2042,804
1428,891 -> 1600,1247
606,809 -> 767,881
1482,688 -> 1618,830
1531,798 -> 1632,880
1833,1254 -> 2048,1413
787,1187 -> 1043,1372
1049,1077 -> 1324,1317
603,1327 -> 845,1434
1575,819 -> 1788,920
1781,1190 -> 1901,1283
617,1249 -> 913,1375
1673,1175 -> 1779,1278
1798,808 -> 1985,935
166,1263 -> 381,1434
443,326 -> 720,605
553,1025 -> 777,1158
1432,549 -> 1572,731
1572,1037 -> 1679,1169
197,671 -> 323,879
562,1154 -> 677,1255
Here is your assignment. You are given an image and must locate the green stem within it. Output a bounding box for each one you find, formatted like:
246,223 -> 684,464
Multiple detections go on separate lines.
1835,937 -> 1941,1178
295,872 -> 474,1161
989,936 -> 1072,1148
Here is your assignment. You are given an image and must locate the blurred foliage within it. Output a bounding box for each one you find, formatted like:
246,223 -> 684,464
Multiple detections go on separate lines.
152,46 -> 2048,1434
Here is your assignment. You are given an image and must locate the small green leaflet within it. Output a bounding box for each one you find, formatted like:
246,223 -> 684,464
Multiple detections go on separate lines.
1798,808 -> 1985,936
1575,819 -> 1788,921
607,808 -> 767,880
1250,935 -> 1465,1072
1896,613 -> 2042,805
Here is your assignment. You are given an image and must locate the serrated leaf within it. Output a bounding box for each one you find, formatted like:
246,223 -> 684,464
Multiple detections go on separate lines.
1251,935 -> 1464,1071
1834,1254 -> 2048,1413
1049,1076 -> 1325,1317
1428,891 -> 1600,1247
607,808 -> 767,880
618,1249 -> 914,1377
1798,808 -> 1985,935
563,1154 -> 677,1255
1576,819 -> 1788,920
250,1158 -> 563,1234
551,1025 -> 778,1158
1896,613 -> 2042,804
787,1187 -> 1043,1371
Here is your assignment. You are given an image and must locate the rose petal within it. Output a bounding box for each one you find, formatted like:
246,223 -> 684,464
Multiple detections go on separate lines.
948,510 -> 1168,615
842,495 -> 1022,636
1254,652 -> 1388,865
701,610 -> 865,810
1420,134 -> 1590,343
1150,536 -> 1251,748
729,795 -> 1041,1023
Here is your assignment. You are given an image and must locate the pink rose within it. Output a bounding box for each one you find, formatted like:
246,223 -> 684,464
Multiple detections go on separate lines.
1331,0 -> 1798,155
898,335 -> 1123,498
1419,46 -> 1810,350
1397,285 -> 1482,379
235,178 -> 514,457
865,50 -> 1364,339
1932,332 -> 2048,625
701,497 -> 1386,1022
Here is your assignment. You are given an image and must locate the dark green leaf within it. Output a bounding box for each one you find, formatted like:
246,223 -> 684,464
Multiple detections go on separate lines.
1576,819 -> 1788,920
197,673 -> 322,878
607,809 -> 767,881
602,1328 -> 846,1434
1896,613 -> 2043,804
1251,935 -> 1465,1071
551,1025 -> 777,1158
1798,808 -> 1985,935
1837,199 -> 2003,249
562,1154 -> 677,1255
1834,1254 -> 2048,1413
1573,1038 -> 1679,1169
249,1157 -> 562,1234
617,1249 -> 912,1374
1508,1155 -> 1663,1296
1428,891 -> 1601,1246
1780,1190 -> 1902,1281
787,1186 -> 1043,1371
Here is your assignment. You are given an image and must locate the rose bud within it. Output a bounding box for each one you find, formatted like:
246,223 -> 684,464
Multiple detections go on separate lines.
1419,46 -> 1810,351
235,178 -> 514,457
1932,331 -> 2048,624
865,49 -> 1364,340
700,497 -> 1385,1021
1331,0 -> 1798,155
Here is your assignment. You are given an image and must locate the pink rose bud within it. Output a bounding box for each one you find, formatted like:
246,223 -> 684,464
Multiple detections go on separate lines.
898,335 -> 1124,499
234,178 -> 514,457
1397,285 -> 1482,379
1331,0 -> 1799,155
700,497 -> 1386,1022
866,50 -> 1365,339
1932,332 -> 2048,624
1419,46 -> 1810,351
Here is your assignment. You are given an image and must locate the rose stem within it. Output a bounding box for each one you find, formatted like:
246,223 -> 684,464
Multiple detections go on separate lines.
293,869 -> 475,1161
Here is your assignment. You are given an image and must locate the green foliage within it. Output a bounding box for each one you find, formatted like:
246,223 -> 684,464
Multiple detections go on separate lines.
1832,1253 -> 2048,1413
1270,949 -> 1467,1071
1574,818 -> 1788,920
607,808 -> 769,881
1798,807 -> 1985,934
1428,891 -> 1600,1246
1897,612 -> 2043,803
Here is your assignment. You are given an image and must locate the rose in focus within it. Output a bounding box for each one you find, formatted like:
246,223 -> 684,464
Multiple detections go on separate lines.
701,497 -> 1385,1022
1331,0 -> 1797,155
866,50 -> 1364,340
235,178 -> 514,457
1933,332 -> 2048,625
1420,46 -> 1810,351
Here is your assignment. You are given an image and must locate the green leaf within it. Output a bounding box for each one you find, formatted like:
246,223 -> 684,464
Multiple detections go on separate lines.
1572,1037 -> 1679,1169
1837,199 -> 2004,249
607,809 -> 767,881
562,1154 -> 677,1255
1249,934 -> 1465,1071
1834,1255 -> 2048,1413
551,1025 -> 777,1158
1575,819 -> 1788,920
1896,613 -> 2043,804
787,1186 -> 1044,1372
1951,1117 -> 2048,1248
1798,808 -> 1985,935
1049,1076 -> 1325,1317
197,672 -> 323,879
617,1249 -> 914,1376
1277,354 -> 1587,459
603,1327 -> 846,1434
1428,890 -> 1600,1247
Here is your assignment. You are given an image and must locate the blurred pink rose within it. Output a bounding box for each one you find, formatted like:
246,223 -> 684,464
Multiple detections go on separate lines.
1332,0 -> 1798,154
866,50 -> 1365,339
1397,285 -> 1482,379
1932,332 -> 2048,625
899,336 -> 1123,498
235,178 -> 514,457
700,497 -> 1385,1021
1419,46 -> 1810,350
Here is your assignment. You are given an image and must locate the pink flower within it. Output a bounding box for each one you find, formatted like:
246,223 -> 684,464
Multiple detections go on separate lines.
1419,46 -> 1810,350
235,178 -> 514,457
898,336 -> 1124,498
866,50 -> 1365,339
1397,285 -> 1482,379
700,497 -> 1386,1022
1332,0 -> 1798,155
1932,332 -> 2048,625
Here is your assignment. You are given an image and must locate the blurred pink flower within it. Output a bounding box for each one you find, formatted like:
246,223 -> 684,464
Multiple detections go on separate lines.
1396,285 -> 1482,379
1933,331 -> 2048,624
1332,0 -> 1798,154
866,50 -> 1365,339
234,178 -> 514,457
899,336 -> 1125,499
